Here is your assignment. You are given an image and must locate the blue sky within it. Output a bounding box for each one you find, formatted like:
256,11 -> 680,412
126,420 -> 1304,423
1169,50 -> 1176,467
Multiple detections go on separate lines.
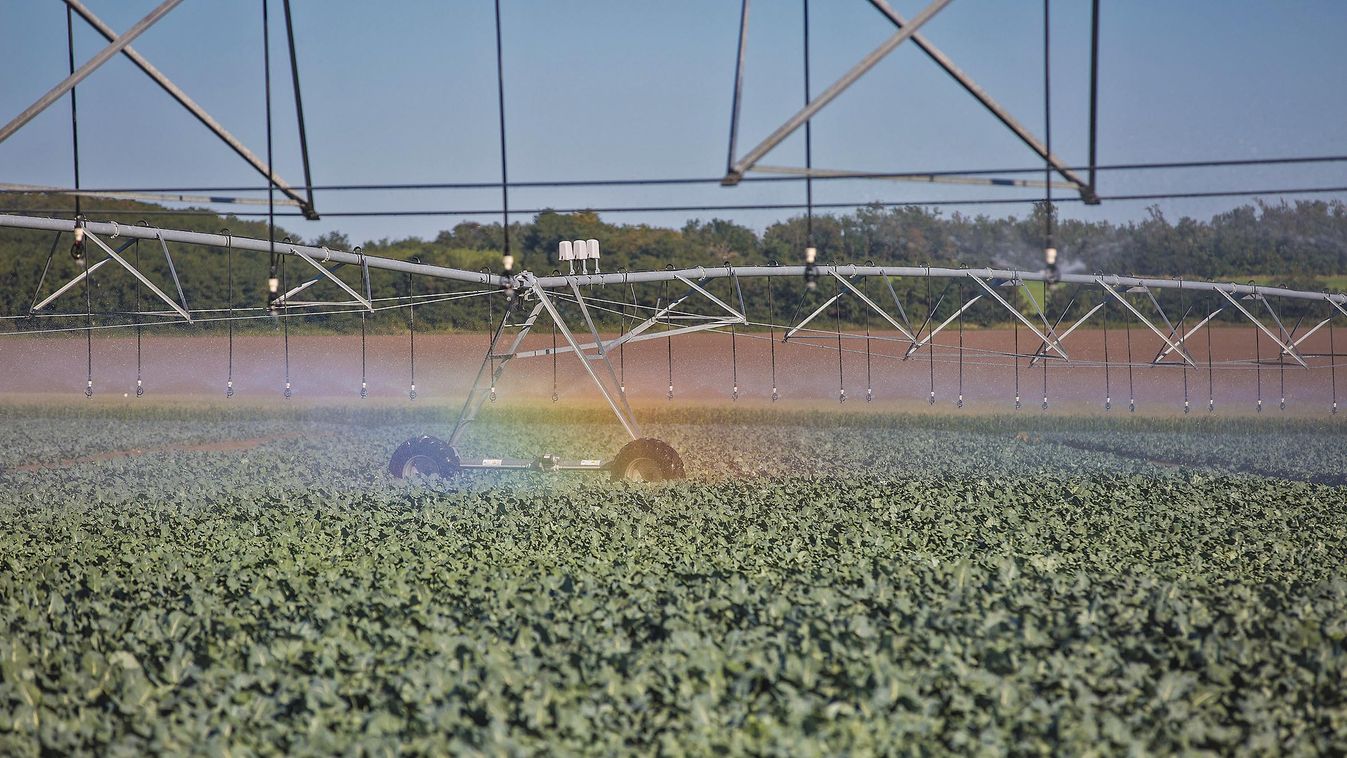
2,0 -> 1345,247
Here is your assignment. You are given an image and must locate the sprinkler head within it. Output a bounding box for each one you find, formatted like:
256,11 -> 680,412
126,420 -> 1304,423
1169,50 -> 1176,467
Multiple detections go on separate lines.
1044,247 -> 1060,284
70,227 -> 86,261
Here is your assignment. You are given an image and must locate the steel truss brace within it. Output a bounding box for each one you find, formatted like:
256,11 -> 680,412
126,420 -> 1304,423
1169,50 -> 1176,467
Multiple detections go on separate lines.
273,247 -> 371,310
723,0 -> 953,184
864,0 -> 1096,201
903,291 -> 983,359
1,0 -> 318,219
967,275 -> 1069,361
0,0 -> 184,144
724,0 -> 1097,203
1216,288 -> 1307,368
448,297 -> 544,448
511,276 -> 744,360
531,284 -> 641,440
85,232 -> 191,321
785,269 -> 917,343
30,238 -> 134,312
1281,315 -> 1334,357
1028,302 -> 1105,367
31,232 -> 190,321
1153,307 -> 1223,364
1096,278 -> 1197,367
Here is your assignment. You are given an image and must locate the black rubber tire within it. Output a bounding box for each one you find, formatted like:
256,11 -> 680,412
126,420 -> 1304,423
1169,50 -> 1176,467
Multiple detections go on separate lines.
609,438 -> 685,482
388,435 -> 461,479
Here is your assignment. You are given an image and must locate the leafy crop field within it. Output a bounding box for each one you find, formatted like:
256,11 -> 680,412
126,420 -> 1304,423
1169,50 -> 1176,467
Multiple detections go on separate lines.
1,403 -> 1345,754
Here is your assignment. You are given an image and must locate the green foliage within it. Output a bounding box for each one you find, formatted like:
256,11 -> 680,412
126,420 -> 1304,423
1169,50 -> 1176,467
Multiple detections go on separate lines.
1,404 -> 1345,753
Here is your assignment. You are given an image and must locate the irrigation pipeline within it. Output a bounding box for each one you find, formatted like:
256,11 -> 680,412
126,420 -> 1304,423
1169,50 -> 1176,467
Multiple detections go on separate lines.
4,215 -> 1345,307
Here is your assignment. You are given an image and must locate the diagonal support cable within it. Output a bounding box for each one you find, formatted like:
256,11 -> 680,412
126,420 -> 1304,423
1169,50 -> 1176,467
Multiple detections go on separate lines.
903,293 -> 982,358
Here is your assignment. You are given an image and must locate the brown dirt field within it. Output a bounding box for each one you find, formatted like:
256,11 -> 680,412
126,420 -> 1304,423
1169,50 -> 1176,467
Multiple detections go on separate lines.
1,326 -> 1340,416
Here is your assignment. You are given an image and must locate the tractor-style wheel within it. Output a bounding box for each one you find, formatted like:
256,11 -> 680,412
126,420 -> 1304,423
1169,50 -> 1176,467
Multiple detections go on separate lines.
609,438 -> 685,482
389,435 -> 461,479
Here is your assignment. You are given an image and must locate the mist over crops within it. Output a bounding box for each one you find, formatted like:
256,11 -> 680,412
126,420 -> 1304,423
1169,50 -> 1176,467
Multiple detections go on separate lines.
2,403 -> 1345,753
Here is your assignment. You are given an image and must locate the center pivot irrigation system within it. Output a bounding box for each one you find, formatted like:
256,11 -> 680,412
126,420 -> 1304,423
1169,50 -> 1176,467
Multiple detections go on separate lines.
5,0 -> 1347,480
7,214 -> 1347,483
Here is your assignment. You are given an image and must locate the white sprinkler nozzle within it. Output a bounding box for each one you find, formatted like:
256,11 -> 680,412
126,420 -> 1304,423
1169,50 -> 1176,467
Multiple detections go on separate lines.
1045,247 -> 1058,265
805,246 -> 817,264
268,277 -> 280,294
502,253 -> 514,272
574,240 -> 588,273
559,240 -> 574,274
586,239 -> 600,273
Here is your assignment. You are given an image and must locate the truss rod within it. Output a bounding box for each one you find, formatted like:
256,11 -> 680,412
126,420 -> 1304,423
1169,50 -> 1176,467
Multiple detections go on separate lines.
753,164 -> 1076,190
864,0 -> 1094,201
1216,289 -> 1308,367
1028,301 -> 1104,367
0,0 -> 185,145
58,0 -> 316,218
724,0 -> 953,183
